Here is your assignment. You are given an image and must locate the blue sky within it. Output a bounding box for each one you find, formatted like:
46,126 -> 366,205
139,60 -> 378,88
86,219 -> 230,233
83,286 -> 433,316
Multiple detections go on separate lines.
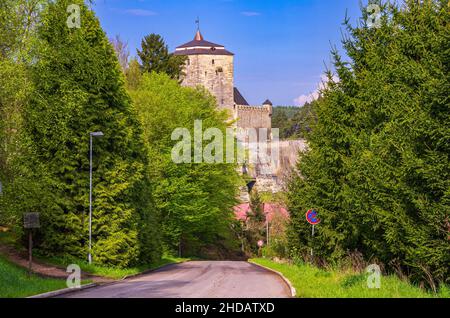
92,0 -> 364,106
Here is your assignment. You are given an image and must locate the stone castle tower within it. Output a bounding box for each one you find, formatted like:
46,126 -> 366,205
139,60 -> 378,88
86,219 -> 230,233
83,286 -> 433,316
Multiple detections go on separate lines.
174,30 -> 272,132
174,30 -> 235,114
174,29 -> 280,195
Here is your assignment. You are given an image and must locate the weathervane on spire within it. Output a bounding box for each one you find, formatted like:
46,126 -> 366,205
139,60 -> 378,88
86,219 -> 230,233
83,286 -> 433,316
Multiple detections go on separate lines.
195,16 -> 200,31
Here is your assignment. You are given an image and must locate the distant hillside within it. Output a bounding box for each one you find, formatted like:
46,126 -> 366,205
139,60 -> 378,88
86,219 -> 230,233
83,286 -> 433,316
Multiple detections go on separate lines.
272,101 -> 317,140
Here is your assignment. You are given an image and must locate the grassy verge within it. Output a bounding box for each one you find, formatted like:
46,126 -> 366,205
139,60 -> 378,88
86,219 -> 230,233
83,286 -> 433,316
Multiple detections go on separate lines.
1,230 -> 189,280
37,254 -> 190,280
0,255 -> 91,298
250,258 -> 449,298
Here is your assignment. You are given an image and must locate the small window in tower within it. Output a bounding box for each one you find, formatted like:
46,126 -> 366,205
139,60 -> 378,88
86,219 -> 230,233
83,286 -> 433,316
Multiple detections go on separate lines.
221,98 -> 224,104
216,67 -> 223,73
212,59 -> 215,65
205,71 -> 207,76
187,59 -> 190,65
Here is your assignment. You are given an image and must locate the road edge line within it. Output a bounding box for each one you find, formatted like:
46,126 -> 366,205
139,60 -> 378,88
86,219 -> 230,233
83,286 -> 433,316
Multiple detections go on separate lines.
248,260 -> 297,298
27,283 -> 98,298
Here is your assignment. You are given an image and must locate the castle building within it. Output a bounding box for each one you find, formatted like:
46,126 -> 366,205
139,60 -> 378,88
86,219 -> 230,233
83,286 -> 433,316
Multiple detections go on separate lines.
174,29 -> 285,195
174,30 -> 273,133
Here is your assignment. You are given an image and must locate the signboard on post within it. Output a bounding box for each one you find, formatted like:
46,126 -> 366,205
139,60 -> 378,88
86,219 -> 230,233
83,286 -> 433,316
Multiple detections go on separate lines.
24,213 -> 40,229
23,213 -> 40,276
306,209 -> 320,260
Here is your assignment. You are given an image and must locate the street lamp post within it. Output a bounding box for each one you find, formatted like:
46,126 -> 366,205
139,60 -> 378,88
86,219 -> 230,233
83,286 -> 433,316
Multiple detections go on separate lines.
89,131 -> 104,264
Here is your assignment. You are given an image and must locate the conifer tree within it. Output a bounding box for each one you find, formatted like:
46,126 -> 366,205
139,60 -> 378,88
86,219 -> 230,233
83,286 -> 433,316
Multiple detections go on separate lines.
23,0 -> 161,266
288,0 -> 449,286
137,33 -> 186,80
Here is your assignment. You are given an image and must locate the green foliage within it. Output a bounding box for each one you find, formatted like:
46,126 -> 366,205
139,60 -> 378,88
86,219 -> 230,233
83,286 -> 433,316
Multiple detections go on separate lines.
129,72 -> 240,256
287,0 -> 450,288
2,0 -> 162,267
272,102 -> 317,139
0,1 -> 40,227
125,58 -> 143,90
137,33 -> 187,80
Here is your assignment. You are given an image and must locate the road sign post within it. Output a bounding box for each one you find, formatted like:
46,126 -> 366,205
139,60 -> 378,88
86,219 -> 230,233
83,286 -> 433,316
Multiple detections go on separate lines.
23,213 -> 40,276
257,240 -> 264,257
306,209 -> 321,262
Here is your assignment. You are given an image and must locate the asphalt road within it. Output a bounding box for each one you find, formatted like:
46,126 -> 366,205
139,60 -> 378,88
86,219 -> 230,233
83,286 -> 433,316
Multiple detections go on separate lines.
59,261 -> 291,298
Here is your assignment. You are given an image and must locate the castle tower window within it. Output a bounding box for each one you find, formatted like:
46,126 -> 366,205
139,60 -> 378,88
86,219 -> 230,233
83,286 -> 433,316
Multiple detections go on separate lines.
212,59 -> 215,65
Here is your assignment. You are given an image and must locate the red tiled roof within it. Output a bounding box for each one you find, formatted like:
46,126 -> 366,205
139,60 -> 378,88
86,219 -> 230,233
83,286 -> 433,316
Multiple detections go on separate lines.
233,203 -> 289,222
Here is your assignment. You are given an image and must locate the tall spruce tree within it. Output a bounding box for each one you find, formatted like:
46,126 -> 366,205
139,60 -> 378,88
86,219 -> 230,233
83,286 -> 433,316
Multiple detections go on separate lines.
288,0 -> 449,287
23,0 -> 161,267
137,33 -> 186,80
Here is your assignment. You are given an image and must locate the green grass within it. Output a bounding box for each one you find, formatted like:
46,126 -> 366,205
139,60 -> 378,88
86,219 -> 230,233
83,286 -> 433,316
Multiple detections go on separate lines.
0,255 -> 86,298
250,258 -> 450,298
37,254 -> 190,280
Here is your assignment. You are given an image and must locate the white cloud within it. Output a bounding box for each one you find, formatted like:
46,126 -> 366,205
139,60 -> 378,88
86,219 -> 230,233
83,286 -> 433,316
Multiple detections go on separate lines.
293,74 -> 339,106
125,9 -> 157,16
293,91 -> 319,107
241,11 -> 261,16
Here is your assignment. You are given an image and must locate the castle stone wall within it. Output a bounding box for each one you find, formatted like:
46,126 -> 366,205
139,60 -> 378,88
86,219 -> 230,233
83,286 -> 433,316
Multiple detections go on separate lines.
181,54 -> 234,114
235,105 -> 272,129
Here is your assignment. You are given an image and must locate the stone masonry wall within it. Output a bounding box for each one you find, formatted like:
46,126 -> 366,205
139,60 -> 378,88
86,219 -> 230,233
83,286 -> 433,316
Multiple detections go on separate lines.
235,105 -> 272,129
181,54 -> 234,114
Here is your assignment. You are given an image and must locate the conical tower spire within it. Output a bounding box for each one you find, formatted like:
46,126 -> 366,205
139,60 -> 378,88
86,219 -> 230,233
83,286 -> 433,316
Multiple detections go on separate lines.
194,29 -> 204,41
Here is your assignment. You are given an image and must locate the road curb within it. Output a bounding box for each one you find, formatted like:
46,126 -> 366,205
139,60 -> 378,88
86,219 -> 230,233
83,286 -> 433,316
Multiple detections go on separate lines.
27,283 -> 98,298
248,260 -> 297,298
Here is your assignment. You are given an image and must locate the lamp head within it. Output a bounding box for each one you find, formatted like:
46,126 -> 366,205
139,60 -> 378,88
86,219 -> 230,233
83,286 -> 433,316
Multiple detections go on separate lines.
90,131 -> 104,137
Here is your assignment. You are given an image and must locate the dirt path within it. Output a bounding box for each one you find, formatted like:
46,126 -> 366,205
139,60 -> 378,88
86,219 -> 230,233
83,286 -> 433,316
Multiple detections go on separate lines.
0,244 -> 112,283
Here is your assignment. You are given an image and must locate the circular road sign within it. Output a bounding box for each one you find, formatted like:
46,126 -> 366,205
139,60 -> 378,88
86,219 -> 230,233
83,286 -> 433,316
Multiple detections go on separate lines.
306,209 -> 321,225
